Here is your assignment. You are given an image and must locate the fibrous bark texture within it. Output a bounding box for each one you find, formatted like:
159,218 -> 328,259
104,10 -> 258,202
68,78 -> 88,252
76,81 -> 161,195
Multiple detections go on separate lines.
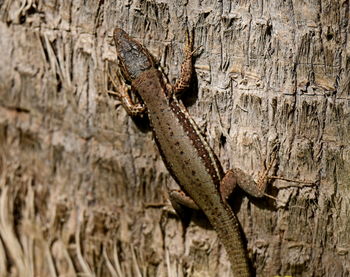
0,1 -> 349,277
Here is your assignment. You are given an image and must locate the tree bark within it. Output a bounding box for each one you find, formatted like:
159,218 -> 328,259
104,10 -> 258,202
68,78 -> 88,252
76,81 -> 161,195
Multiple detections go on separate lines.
0,1 -> 349,277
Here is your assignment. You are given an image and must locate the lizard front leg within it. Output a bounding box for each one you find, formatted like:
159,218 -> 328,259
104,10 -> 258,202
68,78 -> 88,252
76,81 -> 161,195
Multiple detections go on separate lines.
173,28 -> 201,96
108,69 -> 146,117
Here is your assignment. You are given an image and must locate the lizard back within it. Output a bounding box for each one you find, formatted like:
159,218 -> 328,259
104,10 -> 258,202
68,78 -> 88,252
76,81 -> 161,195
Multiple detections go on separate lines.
132,69 -> 251,276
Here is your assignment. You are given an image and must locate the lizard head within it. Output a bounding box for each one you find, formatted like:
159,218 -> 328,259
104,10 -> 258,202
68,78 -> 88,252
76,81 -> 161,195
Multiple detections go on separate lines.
113,28 -> 156,81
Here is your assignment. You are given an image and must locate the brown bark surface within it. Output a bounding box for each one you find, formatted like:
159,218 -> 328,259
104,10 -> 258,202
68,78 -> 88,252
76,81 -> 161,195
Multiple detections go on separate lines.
0,1 -> 349,277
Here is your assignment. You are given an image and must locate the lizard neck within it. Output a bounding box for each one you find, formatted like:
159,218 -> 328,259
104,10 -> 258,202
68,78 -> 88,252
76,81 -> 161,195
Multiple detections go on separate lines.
131,68 -> 169,106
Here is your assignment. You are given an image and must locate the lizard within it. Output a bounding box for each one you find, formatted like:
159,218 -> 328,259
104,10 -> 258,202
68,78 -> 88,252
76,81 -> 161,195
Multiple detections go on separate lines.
110,27 -> 272,277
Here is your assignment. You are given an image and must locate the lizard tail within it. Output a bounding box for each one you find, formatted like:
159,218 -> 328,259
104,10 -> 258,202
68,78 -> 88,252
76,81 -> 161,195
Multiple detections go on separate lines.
204,203 -> 252,277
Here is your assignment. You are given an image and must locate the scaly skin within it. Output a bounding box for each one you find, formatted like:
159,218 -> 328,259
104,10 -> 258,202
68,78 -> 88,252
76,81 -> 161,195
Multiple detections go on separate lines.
113,27 -> 252,277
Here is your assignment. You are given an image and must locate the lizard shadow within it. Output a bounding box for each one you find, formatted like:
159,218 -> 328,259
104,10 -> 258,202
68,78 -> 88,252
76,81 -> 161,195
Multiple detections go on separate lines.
179,73 -> 199,107
129,112 -> 152,133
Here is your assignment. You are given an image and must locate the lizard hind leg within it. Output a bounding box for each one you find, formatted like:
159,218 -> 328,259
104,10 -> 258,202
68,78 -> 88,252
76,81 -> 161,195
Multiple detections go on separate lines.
168,189 -> 199,230
221,169 -> 266,200
169,189 -> 200,211
224,155 -> 316,202
229,153 -> 278,199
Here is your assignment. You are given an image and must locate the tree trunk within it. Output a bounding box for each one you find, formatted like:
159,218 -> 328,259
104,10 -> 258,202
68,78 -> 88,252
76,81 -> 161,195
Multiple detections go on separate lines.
0,1 -> 349,277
